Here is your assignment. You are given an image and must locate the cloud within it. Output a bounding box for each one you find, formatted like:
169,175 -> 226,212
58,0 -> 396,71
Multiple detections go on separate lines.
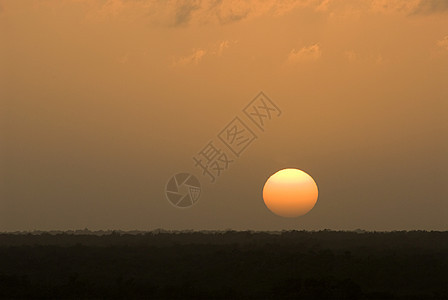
411,0 -> 448,14
344,50 -> 358,63
70,0 -> 313,26
118,52 -> 129,64
174,1 -> 201,26
212,0 -> 316,24
213,40 -> 237,56
214,1 -> 251,24
51,0 -> 448,27
173,48 -> 207,67
172,39 -> 236,67
370,0 -> 420,14
374,54 -> 384,65
0,1 -> 8,17
364,0 -> 448,15
342,50 -> 385,65
217,40 -> 230,55
437,36 -> 448,50
313,0 -> 448,16
287,44 -> 322,64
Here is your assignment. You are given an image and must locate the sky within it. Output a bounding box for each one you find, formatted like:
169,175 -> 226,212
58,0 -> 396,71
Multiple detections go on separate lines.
1,0 -> 447,231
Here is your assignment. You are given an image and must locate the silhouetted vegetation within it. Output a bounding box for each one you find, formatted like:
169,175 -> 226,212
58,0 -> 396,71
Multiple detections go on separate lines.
0,230 -> 447,299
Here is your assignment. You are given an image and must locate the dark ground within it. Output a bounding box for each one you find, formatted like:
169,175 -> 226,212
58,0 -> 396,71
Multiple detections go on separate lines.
0,230 -> 447,299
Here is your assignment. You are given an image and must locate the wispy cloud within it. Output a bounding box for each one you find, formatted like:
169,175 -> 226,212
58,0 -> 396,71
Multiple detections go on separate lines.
343,50 -> 385,65
174,1 -> 201,27
287,44 -> 322,64
437,36 -> 448,50
370,0 -> 420,14
411,0 -> 448,14
214,1 -> 251,25
213,40 -> 237,56
172,39 -> 236,67
118,52 -> 129,64
344,50 -> 358,63
217,40 -> 230,56
70,0 -> 312,26
58,0 -> 448,26
173,48 -> 207,67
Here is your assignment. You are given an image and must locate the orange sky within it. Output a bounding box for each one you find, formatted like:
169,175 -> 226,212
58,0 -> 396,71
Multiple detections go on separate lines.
1,0 -> 447,231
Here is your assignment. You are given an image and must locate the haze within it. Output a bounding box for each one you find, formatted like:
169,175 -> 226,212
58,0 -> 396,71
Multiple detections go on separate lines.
1,0 -> 447,231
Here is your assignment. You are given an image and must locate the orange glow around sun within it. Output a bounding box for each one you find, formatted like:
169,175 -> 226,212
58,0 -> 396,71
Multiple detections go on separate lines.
263,168 -> 318,218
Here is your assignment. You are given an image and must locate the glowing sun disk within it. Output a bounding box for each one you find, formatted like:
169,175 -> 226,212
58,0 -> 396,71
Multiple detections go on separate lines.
263,168 -> 318,218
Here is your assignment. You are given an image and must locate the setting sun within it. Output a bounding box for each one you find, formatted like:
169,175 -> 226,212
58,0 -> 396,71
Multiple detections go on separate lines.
263,169 -> 318,218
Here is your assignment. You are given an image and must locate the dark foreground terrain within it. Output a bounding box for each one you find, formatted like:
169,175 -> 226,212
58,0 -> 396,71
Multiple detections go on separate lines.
0,230 -> 447,299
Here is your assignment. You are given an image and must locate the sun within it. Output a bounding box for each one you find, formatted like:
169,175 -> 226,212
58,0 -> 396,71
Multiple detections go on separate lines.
263,168 -> 318,218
